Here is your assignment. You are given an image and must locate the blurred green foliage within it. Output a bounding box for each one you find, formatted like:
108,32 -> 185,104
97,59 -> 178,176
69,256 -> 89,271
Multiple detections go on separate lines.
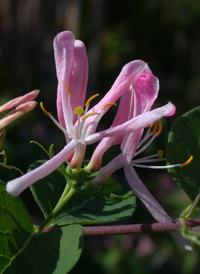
0,0 -> 200,273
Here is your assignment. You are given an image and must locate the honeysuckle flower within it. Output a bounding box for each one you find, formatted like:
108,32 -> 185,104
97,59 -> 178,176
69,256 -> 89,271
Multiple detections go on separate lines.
90,75 -> 193,250
6,31 -> 175,196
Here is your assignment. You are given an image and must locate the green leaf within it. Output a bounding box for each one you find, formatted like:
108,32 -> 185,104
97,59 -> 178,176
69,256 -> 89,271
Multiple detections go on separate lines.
3,225 -> 83,274
0,181 -> 83,273
166,106 -> 200,203
30,161 -> 136,226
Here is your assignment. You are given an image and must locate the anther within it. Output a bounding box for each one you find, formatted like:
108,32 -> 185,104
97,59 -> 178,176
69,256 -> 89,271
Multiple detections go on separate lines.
150,122 -> 158,136
81,112 -> 99,120
62,81 -> 71,96
74,106 -> 84,115
85,94 -> 99,107
180,155 -> 193,168
0,128 -> 6,143
156,120 -> 162,137
40,102 -> 51,117
101,102 -> 117,110
0,150 -> 7,164
158,150 -> 164,159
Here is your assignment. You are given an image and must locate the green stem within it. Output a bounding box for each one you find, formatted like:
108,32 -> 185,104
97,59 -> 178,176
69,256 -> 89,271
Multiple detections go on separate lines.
37,187 -> 77,233
57,183 -> 70,205
186,194 -> 200,219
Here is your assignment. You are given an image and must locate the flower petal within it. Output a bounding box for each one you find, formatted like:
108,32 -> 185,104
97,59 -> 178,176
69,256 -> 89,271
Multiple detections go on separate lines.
69,40 -> 89,124
54,32 -> 89,133
124,165 -> 193,250
84,102 -> 176,145
54,31 -> 75,131
6,139 -> 78,196
88,71 -> 159,169
84,60 -> 149,133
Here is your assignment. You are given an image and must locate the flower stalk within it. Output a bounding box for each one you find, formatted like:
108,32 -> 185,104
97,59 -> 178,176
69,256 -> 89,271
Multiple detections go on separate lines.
37,186 -> 77,233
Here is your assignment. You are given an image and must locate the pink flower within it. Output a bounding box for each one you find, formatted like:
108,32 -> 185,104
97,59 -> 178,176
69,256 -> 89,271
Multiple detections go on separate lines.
6,31 -> 175,199
0,90 -> 39,130
90,73 -> 192,250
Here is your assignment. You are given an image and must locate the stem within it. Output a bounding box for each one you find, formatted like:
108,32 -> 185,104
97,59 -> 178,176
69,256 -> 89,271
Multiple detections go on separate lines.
40,218 -> 200,235
37,187 -> 77,233
52,187 -> 76,215
186,194 -> 200,219
57,183 -> 70,205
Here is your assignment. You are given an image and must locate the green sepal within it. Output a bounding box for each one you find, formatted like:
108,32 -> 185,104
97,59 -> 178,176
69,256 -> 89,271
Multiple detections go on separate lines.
29,160 -> 136,226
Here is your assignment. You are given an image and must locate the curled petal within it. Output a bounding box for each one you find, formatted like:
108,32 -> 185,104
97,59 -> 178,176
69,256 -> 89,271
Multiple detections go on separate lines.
84,60 -> 149,133
54,31 -> 75,131
54,31 -> 89,131
6,140 -> 78,196
88,72 -> 159,170
69,40 -> 89,124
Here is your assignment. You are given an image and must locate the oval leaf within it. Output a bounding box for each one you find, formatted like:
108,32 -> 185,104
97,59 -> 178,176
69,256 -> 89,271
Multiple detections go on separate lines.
166,106 -> 200,203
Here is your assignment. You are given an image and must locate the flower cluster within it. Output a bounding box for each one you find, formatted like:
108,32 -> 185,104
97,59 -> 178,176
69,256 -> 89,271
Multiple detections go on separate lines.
6,31 -> 192,249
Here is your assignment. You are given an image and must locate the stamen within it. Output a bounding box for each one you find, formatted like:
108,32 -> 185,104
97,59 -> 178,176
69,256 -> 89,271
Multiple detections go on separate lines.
81,112 -> 99,121
158,150 -> 164,159
85,94 -> 99,107
62,81 -> 71,96
41,102 -> 73,139
0,150 -> 7,164
40,102 -> 51,116
150,122 -> 158,136
74,106 -> 84,115
156,120 -> 162,137
101,102 -> 117,110
0,128 -> 6,143
180,155 -> 193,168
9,165 -> 23,174
0,162 -> 23,174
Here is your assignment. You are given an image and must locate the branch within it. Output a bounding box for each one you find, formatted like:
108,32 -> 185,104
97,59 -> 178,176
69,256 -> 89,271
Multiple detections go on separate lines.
82,218 -> 200,236
42,218 -> 200,236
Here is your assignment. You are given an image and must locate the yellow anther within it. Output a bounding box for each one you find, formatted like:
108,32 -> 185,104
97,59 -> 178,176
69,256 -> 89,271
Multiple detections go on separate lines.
62,81 -> 71,96
40,102 -> 51,117
0,128 -> 6,143
74,106 -> 84,115
85,94 -> 99,107
9,165 -> 23,175
150,122 -> 158,136
158,150 -> 164,159
1,150 -> 7,164
180,155 -> 193,168
81,112 -> 99,120
156,120 -> 162,137
101,102 -> 117,110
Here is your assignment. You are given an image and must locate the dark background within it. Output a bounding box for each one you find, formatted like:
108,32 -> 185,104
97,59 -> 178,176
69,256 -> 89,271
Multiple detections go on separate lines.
0,0 -> 200,273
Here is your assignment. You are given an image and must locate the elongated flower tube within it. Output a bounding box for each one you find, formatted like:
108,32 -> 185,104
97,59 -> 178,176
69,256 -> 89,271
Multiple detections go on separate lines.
7,31 -> 168,196
0,90 -> 39,130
